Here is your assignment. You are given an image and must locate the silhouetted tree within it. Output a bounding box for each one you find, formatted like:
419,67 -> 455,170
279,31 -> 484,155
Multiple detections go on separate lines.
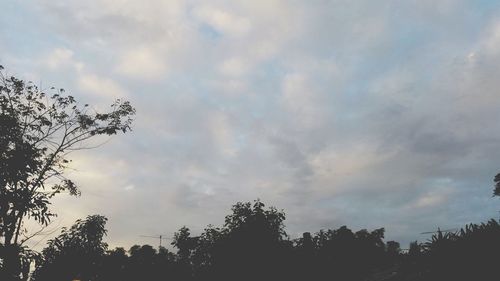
18,197 -> 500,280
155,247 -> 177,280
292,232 -> 316,280
172,227 -> 197,262
190,224 -> 223,278
203,200 -> 289,281
126,245 -> 160,281
399,240 -> 424,277
494,172 -> 500,197
31,215 -> 108,281
119,244 -> 179,281
0,65 -> 135,279
171,226 -> 199,280
311,225 -> 391,281
422,220 -> 500,281
100,247 -> 128,281
386,241 -> 401,257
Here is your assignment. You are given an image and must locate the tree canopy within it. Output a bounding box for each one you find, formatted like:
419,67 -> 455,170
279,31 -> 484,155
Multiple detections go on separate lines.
29,199 -> 500,281
494,172 -> 500,197
0,65 -> 135,280
31,215 -> 108,281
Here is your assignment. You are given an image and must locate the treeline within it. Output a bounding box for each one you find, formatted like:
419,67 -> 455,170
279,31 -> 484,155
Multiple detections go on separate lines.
29,200 -> 500,281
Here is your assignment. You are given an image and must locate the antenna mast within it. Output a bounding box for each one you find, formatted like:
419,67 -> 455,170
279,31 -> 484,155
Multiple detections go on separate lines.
139,235 -> 171,249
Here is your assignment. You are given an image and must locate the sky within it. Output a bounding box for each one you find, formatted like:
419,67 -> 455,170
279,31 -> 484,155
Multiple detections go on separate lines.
2,0 -> 500,250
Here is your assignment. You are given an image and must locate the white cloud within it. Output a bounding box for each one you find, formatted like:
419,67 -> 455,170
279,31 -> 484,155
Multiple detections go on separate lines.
194,6 -> 252,36
40,47 -> 126,101
3,0 -> 500,249
44,48 -> 83,70
115,47 -> 168,80
218,57 -> 250,77
281,73 -> 327,130
207,111 -> 238,157
479,20 -> 500,55
78,73 -> 126,99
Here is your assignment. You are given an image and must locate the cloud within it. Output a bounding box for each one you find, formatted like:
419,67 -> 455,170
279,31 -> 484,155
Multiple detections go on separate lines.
280,72 -> 329,130
3,0 -> 500,249
78,73 -> 127,98
194,6 -> 252,36
218,57 -> 250,77
115,47 -> 168,80
44,48 -> 84,71
37,47 -> 128,102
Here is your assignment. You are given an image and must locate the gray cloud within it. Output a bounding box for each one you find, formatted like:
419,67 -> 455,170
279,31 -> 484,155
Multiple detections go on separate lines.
2,0 -> 500,250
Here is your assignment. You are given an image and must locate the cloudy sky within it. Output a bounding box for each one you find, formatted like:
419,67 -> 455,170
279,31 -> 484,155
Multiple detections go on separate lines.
2,0 -> 500,249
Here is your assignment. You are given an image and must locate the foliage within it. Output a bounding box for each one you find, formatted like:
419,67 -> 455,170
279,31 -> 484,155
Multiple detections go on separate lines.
494,172 -> 500,196
0,244 -> 39,281
172,226 -> 198,262
29,200 -> 500,281
31,215 -> 108,281
416,220 -> 500,281
0,65 -> 135,279
223,200 -> 287,240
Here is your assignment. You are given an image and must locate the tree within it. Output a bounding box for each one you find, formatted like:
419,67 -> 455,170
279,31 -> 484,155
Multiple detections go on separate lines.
0,65 -> 135,279
172,227 -> 196,261
223,200 -> 287,241
171,227 -> 198,280
386,240 -> 401,264
100,247 -> 129,281
494,172 -> 500,197
209,200 -> 289,281
127,245 -> 159,281
31,215 -> 108,281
